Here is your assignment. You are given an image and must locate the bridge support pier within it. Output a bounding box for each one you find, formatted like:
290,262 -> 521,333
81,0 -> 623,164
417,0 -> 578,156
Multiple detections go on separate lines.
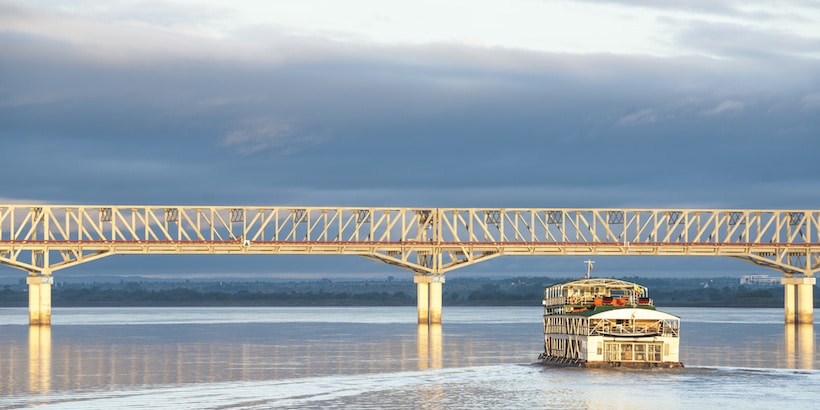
27,275 -> 53,326
782,277 -> 815,325
414,275 -> 444,324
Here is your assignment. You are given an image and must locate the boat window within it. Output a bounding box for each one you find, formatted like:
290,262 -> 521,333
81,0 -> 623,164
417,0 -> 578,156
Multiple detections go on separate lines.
648,344 -> 663,362
605,342 -> 664,362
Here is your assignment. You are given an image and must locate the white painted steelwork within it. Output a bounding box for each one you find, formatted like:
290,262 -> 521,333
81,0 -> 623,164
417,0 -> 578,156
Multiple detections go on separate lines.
1,205 -> 817,324
1,205 -> 818,276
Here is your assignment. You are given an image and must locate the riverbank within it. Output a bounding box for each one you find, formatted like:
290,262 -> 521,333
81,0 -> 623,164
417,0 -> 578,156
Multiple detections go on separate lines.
1,276 -> 804,308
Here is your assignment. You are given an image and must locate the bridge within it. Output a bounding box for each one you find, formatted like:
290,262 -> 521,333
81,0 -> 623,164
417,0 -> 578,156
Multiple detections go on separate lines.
1,205 -> 817,325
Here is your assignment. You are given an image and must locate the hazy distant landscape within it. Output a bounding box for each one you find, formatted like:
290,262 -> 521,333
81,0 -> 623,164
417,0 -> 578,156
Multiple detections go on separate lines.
0,276 -> 803,308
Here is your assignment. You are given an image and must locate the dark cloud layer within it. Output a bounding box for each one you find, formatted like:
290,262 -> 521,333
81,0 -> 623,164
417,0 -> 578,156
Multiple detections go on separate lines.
3,36 -> 817,206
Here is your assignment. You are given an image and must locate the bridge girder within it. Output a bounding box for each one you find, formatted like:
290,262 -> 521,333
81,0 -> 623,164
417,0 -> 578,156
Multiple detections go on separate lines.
1,205 -> 818,278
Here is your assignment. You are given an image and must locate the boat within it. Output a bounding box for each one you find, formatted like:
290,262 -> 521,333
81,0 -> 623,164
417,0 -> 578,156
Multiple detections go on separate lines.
538,261 -> 683,368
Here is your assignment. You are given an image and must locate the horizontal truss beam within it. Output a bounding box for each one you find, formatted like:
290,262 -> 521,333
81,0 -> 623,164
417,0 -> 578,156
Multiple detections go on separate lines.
1,205 -> 818,276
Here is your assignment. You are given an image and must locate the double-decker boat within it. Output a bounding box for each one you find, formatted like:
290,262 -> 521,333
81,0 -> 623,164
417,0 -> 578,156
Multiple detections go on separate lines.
538,262 -> 683,368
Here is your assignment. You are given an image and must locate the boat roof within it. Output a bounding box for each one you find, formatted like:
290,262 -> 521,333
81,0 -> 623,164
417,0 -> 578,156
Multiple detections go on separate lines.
563,305 -> 679,319
547,278 -> 645,290
590,307 -> 679,320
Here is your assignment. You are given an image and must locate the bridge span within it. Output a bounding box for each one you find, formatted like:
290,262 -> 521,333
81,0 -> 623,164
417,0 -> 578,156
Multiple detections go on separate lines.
1,205 -> 817,325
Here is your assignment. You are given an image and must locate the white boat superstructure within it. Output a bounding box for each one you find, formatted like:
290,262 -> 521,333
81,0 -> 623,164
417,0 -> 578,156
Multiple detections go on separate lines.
539,275 -> 683,368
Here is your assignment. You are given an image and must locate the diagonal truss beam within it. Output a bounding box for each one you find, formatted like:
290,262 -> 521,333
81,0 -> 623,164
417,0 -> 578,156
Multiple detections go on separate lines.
1,205 -> 818,277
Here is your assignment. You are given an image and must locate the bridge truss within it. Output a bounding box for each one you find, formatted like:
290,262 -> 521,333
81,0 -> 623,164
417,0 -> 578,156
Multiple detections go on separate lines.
1,205 -> 818,277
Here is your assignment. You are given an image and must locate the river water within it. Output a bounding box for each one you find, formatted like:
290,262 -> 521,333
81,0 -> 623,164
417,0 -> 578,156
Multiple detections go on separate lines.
0,306 -> 817,409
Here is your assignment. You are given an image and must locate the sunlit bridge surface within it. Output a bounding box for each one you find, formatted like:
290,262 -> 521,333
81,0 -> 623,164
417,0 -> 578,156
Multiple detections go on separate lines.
1,205 -> 817,324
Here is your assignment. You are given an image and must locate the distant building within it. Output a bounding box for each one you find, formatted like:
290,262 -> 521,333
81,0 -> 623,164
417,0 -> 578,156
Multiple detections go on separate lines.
740,274 -> 780,286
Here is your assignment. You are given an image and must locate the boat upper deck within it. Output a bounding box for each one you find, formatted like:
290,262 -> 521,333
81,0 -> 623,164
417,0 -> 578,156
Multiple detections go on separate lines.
542,278 -> 654,315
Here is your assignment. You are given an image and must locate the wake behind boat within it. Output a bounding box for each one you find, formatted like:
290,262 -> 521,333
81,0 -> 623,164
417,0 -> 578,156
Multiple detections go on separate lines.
538,261 -> 683,368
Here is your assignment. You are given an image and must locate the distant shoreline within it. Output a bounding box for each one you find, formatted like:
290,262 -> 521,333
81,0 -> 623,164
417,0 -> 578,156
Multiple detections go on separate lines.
1,276 -> 804,309
0,299 -> 786,309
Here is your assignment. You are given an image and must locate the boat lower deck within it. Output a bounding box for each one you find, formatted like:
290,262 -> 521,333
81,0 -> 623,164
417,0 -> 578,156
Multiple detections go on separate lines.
537,353 -> 684,368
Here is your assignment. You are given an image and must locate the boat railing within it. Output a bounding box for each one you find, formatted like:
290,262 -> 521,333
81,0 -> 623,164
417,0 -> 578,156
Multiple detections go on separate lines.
659,320 -> 680,337
543,295 -> 655,308
589,319 -> 680,337
589,321 -> 642,336
544,295 -> 596,307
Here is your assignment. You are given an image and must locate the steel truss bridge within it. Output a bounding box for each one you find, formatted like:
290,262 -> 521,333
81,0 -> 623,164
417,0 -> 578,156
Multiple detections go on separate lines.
1,205 -> 817,324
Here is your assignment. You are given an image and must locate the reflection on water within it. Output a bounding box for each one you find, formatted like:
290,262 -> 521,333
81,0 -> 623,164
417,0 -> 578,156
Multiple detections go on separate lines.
0,307 -> 817,404
785,324 -> 814,369
416,324 -> 445,408
677,322 -> 818,369
28,326 -> 51,394
1,318 -> 534,398
417,324 -> 442,370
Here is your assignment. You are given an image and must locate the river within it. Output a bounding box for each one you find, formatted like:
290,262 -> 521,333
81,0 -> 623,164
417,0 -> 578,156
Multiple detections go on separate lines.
0,306 -> 817,409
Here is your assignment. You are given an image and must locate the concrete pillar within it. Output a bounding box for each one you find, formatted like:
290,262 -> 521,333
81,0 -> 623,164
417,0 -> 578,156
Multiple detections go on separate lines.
796,279 -> 815,325
783,280 -> 796,324
414,274 -> 445,324
416,281 -> 429,324
429,281 -> 442,324
27,275 -> 53,326
782,277 -> 816,325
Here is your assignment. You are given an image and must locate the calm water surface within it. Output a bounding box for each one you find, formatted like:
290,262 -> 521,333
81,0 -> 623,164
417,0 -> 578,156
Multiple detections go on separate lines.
0,306 -> 817,409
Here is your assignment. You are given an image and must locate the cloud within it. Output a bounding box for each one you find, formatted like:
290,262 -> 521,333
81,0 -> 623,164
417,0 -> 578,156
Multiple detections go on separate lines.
580,0 -> 820,21
616,109 -> 658,126
223,118 -> 325,155
670,18 -> 820,59
578,0 -> 745,17
5,0 -> 816,67
801,92 -> 820,111
0,197 -> 48,205
702,100 -> 745,115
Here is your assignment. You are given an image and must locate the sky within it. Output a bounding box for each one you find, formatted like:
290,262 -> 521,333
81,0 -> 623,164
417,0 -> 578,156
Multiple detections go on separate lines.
2,0 -> 820,280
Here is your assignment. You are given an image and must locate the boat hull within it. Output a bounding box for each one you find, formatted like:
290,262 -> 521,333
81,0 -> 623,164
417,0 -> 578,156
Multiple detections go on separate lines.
537,352 -> 683,368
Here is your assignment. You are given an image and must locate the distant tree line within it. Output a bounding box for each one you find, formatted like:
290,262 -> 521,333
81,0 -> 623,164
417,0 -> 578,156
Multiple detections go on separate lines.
0,276 -> 811,307
0,285 -> 412,307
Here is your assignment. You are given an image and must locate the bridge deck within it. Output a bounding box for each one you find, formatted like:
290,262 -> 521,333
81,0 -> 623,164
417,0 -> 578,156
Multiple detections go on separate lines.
3,205 -> 816,325
1,205 -> 818,276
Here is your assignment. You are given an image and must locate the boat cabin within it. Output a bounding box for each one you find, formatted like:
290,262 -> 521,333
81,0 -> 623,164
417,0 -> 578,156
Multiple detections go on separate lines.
543,278 -> 653,315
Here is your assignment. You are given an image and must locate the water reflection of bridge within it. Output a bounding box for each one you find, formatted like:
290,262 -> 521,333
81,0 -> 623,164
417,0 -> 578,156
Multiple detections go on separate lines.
1,205 -> 817,324
4,321 -> 815,399
4,323 -> 519,397
680,324 -> 815,369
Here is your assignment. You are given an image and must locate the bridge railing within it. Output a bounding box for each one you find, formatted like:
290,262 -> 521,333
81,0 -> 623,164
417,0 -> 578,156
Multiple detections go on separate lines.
437,208 -> 820,245
2,205 -> 819,276
0,206 -> 437,243
3,206 -> 818,245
